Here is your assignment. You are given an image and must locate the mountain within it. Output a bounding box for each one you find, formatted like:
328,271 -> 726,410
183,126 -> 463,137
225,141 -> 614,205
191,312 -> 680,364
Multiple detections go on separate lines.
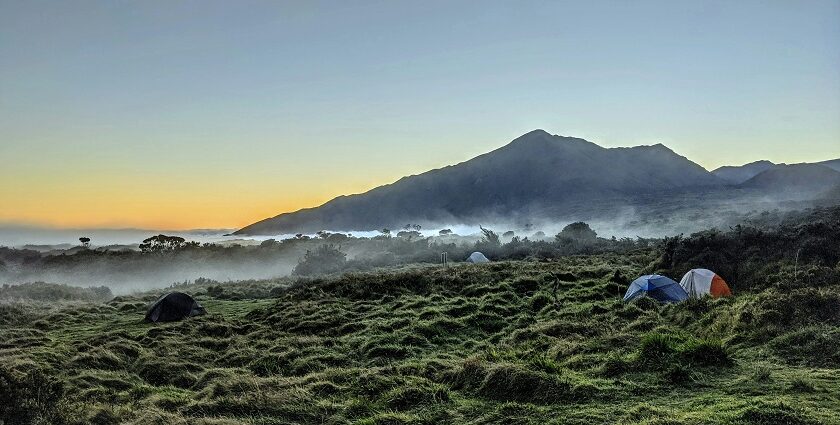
711,157 -> 840,184
818,159 -> 840,172
235,130 -> 725,235
712,160 -> 775,184
739,163 -> 840,192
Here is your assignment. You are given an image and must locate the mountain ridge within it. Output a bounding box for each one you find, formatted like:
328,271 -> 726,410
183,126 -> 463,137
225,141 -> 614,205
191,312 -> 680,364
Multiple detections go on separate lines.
712,160 -> 776,184
738,163 -> 840,190
235,131 -> 726,235
236,131 -> 840,235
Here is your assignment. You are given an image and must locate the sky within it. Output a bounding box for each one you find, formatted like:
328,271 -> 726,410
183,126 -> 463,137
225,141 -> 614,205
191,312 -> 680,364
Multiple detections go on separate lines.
1,0 -> 839,230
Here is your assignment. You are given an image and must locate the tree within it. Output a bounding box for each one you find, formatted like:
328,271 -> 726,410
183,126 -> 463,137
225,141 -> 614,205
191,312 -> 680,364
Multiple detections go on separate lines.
139,235 -> 191,252
293,244 -> 347,276
412,224 -> 422,231
396,230 -> 422,240
380,228 -> 391,236
556,222 -> 597,243
439,229 -> 453,236
502,231 -> 515,238
326,233 -> 349,242
259,239 -> 278,248
78,237 -> 91,248
479,226 -> 500,247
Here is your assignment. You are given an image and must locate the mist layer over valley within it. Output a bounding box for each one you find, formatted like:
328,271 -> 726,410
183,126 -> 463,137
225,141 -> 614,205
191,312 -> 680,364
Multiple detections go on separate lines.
2,203 -> 835,294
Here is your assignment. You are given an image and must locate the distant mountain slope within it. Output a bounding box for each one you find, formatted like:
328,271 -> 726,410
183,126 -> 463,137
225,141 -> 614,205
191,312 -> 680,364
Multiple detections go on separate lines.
739,163 -> 840,191
818,159 -> 840,172
236,130 -> 725,235
712,160 -> 775,184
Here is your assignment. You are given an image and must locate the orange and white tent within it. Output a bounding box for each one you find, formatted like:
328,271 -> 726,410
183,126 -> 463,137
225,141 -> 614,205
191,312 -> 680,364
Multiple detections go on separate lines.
679,269 -> 732,298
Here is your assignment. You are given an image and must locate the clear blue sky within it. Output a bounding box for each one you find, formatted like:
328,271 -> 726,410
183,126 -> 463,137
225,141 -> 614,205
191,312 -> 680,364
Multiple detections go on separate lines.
1,0 -> 839,228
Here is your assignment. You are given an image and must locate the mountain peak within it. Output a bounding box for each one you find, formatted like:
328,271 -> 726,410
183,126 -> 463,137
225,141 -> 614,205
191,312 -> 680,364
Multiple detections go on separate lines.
509,129 -> 553,144
506,130 -> 596,150
643,142 -> 673,153
235,131 -> 727,235
522,129 -> 551,137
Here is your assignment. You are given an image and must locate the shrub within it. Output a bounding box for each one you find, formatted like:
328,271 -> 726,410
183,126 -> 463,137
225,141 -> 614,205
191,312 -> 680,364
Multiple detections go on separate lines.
293,244 -> 347,276
556,222 -> 597,242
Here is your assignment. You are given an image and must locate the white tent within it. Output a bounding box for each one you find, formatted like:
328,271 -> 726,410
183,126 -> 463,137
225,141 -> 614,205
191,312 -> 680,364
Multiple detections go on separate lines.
466,252 -> 490,263
679,268 -> 732,298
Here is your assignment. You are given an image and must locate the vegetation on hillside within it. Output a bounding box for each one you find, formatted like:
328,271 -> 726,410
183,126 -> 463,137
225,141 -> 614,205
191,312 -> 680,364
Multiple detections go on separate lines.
0,207 -> 838,424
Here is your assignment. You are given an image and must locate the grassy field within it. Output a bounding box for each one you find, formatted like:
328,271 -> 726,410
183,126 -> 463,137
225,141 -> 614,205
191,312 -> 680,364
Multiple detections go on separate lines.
1,246 -> 839,424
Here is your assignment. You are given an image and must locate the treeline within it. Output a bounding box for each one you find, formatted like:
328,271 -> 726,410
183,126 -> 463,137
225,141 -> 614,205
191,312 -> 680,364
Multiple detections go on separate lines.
0,223 -> 659,288
650,206 -> 840,292
1,207 -> 837,289
291,222 -> 660,276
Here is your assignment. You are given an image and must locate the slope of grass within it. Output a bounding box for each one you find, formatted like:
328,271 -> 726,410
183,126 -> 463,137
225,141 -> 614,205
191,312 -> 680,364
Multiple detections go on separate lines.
1,252 -> 839,424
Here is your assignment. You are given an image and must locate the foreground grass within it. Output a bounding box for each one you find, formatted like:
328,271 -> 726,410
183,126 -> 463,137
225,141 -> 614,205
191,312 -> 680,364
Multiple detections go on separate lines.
1,252 -> 839,424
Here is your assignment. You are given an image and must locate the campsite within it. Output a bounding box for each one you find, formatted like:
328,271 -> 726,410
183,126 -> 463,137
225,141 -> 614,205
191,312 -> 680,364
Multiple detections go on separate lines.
1,207 -> 839,424
2,2 -> 839,424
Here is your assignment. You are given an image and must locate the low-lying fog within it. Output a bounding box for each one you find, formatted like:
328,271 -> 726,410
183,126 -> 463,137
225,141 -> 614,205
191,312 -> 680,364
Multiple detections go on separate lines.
0,199 -> 811,295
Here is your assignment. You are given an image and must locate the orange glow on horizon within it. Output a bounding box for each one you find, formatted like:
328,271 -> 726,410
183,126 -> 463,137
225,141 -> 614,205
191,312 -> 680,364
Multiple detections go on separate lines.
0,173 -> 394,230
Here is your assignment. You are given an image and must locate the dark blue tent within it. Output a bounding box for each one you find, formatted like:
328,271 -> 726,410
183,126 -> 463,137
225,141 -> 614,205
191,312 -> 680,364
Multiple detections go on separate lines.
623,275 -> 688,303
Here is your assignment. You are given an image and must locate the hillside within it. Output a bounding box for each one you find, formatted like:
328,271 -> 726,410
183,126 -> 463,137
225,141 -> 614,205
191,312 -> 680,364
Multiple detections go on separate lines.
236,130 -> 724,235
739,163 -> 840,192
819,158 -> 840,172
2,207 -> 840,424
711,160 -> 775,184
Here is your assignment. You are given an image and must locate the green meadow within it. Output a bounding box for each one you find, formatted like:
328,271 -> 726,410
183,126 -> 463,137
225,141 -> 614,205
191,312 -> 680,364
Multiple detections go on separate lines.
2,208 -> 840,424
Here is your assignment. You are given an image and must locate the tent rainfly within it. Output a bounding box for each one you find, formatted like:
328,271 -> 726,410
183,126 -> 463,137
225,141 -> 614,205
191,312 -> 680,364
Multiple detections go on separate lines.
679,268 -> 732,298
623,274 -> 688,303
466,252 -> 490,263
145,292 -> 206,323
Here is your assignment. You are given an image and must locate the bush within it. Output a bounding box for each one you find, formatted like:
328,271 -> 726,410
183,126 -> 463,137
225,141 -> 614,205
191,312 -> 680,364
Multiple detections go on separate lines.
556,222 -> 597,242
293,244 -> 347,276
